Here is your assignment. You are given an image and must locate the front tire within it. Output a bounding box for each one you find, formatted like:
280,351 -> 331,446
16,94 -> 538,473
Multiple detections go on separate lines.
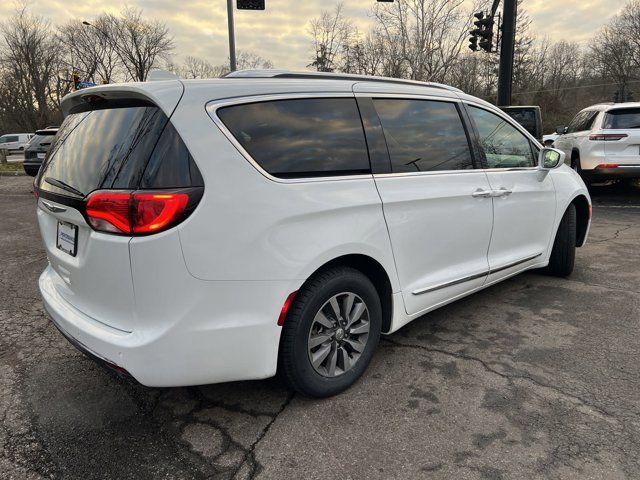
545,204 -> 576,277
279,267 -> 381,398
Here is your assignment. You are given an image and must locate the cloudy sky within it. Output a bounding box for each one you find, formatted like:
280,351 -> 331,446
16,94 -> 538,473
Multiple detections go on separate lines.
1,0 -> 629,70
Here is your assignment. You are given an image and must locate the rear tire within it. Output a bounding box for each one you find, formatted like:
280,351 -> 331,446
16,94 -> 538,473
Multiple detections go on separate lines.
278,267 -> 381,398
545,204 -> 576,277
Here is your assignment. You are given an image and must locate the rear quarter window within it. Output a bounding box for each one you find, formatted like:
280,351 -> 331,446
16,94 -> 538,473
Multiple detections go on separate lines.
216,97 -> 370,179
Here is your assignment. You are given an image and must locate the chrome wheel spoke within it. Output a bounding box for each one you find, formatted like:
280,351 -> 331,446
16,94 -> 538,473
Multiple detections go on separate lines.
314,311 -> 334,329
344,337 -> 366,353
349,320 -> 370,335
329,296 -> 342,322
342,293 -> 355,322
326,343 -> 338,376
309,333 -> 332,349
346,302 -> 365,329
311,343 -> 331,368
338,346 -> 352,371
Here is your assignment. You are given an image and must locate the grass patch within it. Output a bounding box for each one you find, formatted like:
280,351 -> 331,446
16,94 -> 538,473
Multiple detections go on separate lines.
0,162 -> 24,173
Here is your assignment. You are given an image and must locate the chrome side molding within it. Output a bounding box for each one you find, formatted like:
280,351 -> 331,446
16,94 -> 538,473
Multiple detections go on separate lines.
412,252 -> 543,296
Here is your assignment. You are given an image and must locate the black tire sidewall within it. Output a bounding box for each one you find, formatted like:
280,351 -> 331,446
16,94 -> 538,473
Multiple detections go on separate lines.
285,269 -> 381,397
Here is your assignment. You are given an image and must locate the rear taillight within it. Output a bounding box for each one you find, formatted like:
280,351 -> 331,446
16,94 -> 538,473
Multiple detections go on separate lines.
588,133 -> 628,141
85,190 -> 192,235
595,163 -> 620,169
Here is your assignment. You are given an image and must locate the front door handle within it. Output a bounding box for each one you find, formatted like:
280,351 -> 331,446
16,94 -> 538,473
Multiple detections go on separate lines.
472,188 -> 493,198
491,188 -> 513,198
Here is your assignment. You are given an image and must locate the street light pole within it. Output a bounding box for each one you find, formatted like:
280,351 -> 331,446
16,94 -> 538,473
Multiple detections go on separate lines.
227,0 -> 237,72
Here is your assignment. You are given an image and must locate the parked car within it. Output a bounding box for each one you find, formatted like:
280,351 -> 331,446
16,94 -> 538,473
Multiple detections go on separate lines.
34,71 -> 591,397
0,133 -> 33,152
500,106 -> 543,142
23,128 -> 58,176
543,133 -> 559,147
554,102 -> 640,182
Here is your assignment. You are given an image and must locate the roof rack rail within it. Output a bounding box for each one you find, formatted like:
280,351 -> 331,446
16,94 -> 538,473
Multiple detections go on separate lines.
224,70 -> 462,93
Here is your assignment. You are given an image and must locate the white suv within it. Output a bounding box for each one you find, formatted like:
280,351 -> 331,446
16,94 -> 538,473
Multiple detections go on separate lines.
554,102 -> 640,182
35,71 -> 591,397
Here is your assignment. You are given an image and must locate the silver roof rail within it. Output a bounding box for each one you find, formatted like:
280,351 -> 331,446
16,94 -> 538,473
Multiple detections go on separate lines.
224,69 -> 462,92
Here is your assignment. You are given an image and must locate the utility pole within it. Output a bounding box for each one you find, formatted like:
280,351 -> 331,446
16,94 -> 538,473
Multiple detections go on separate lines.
497,0 -> 516,106
227,0 -> 237,72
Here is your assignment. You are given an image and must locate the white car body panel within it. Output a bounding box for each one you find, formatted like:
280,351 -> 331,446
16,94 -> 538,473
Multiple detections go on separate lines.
37,73 -> 591,387
0,133 -> 33,151
555,103 -> 640,175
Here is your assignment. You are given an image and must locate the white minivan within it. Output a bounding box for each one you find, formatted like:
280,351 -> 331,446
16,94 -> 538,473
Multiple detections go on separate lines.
35,71 -> 591,397
0,133 -> 33,152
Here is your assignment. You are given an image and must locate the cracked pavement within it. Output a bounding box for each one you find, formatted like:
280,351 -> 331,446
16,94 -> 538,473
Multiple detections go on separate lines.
1,176 -> 639,479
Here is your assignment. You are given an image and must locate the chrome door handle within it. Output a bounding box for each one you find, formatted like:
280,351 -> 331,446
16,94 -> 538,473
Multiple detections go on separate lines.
472,189 -> 493,198
491,188 -> 513,198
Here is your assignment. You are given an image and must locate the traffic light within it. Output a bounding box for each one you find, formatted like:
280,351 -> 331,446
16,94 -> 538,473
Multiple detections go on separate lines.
469,11 -> 495,53
73,72 -> 80,90
237,0 -> 265,9
469,36 -> 478,52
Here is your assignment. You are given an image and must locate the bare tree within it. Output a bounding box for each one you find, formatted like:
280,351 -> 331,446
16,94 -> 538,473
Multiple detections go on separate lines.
58,16 -> 120,84
591,18 -> 637,100
0,7 -> 61,131
102,7 -> 174,82
236,50 -> 273,71
308,2 -> 355,72
179,56 -> 221,79
371,0 -> 476,83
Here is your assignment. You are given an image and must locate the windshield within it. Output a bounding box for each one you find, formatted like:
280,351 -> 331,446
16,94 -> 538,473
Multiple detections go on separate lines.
604,108 -> 640,129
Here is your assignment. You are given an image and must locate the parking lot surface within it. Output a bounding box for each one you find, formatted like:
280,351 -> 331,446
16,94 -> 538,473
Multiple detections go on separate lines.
1,176 -> 639,480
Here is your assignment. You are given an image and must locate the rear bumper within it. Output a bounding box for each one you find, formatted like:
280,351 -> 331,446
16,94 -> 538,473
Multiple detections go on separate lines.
584,165 -> 640,180
40,264 -> 291,387
23,163 -> 40,176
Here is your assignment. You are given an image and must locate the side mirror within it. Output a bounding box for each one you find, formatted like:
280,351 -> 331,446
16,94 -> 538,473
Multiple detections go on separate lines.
539,147 -> 565,170
555,125 -> 568,135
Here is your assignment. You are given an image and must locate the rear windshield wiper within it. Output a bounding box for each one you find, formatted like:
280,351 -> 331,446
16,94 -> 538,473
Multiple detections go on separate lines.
44,177 -> 85,197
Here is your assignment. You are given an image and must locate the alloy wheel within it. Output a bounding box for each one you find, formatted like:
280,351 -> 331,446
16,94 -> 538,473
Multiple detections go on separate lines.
307,292 -> 370,377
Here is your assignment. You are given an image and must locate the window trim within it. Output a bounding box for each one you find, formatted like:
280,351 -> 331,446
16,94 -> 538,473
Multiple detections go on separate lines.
356,93 -> 482,177
206,92 -> 373,184
461,101 -> 541,171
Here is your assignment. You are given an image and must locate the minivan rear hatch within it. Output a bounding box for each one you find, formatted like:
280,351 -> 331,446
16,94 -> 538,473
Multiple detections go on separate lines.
35,81 -> 202,332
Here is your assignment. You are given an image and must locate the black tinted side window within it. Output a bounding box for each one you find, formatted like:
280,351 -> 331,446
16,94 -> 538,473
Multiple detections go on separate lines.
568,111 -> 597,133
373,99 -> 473,173
217,98 -> 370,178
141,122 -> 203,188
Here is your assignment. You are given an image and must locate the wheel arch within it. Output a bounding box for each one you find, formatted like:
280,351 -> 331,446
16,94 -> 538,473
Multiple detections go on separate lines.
301,254 -> 394,335
571,194 -> 590,247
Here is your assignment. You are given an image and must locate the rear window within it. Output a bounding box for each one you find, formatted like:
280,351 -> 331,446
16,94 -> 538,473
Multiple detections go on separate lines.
604,108 -> 640,129
38,102 -> 201,197
28,134 -> 54,148
217,98 -> 370,178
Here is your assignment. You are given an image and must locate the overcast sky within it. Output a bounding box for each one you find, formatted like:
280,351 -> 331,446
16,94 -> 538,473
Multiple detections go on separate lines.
1,0 -> 629,70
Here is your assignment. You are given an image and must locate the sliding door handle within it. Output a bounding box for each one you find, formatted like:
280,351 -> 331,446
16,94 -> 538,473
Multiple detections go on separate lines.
472,188 -> 493,198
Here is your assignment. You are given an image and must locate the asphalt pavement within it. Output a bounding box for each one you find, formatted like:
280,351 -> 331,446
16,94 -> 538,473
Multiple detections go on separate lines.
1,176 -> 638,480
